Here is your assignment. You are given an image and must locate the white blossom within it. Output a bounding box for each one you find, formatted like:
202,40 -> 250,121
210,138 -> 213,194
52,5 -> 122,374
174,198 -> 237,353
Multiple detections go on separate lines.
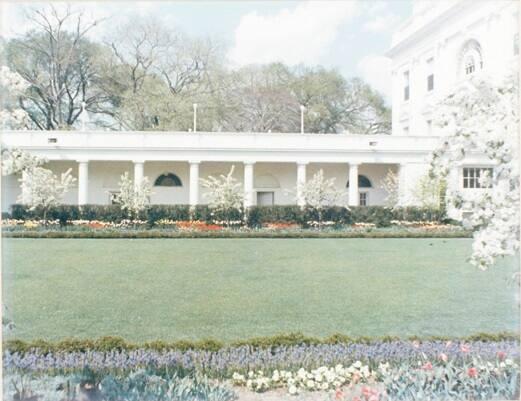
200,165 -> 244,224
115,172 -> 152,219
430,71 -> 519,269
18,166 -> 76,220
1,148 -> 45,176
0,66 -> 30,129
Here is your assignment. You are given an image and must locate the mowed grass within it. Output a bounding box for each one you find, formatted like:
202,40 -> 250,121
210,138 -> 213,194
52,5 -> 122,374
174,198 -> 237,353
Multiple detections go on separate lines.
2,238 -> 519,342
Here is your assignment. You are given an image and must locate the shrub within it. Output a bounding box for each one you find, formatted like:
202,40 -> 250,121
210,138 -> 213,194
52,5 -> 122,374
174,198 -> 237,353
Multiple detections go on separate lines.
6,204 -> 448,228
246,205 -> 304,227
4,332 -> 518,355
146,205 -> 191,226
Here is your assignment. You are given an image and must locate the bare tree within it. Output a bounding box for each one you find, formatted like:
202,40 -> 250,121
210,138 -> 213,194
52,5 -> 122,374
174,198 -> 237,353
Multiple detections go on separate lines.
217,64 -> 300,132
5,5 -> 111,129
104,19 -> 220,130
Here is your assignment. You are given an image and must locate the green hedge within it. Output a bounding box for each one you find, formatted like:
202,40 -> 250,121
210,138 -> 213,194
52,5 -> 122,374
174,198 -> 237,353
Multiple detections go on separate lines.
7,204 -> 448,228
4,332 -> 518,355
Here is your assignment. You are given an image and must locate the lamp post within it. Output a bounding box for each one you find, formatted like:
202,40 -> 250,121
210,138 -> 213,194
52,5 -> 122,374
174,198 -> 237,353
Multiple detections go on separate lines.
300,105 -> 305,134
193,103 -> 198,133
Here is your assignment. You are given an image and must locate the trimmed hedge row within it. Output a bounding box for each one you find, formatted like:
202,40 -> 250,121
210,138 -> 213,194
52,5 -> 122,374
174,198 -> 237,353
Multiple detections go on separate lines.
7,204 -> 448,228
4,332 -> 518,355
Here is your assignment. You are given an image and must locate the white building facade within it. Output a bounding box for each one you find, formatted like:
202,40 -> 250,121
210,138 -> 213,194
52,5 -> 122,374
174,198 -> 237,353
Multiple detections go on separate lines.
0,0 -> 516,213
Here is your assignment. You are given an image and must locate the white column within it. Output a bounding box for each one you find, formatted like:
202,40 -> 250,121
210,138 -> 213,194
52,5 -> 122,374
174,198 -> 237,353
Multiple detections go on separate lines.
78,160 -> 89,205
189,161 -> 200,207
244,162 -> 255,208
133,161 -> 144,186
296,162 -> 307,207
348,163 -> 359,206
21,170 -> 32,204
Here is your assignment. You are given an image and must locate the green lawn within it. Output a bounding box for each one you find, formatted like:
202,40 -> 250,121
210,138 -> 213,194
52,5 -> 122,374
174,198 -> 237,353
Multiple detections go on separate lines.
2,238 -> 518,342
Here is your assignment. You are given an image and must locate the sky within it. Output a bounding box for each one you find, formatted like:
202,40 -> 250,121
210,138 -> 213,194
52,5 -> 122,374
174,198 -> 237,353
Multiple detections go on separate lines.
0,1 -> 413,100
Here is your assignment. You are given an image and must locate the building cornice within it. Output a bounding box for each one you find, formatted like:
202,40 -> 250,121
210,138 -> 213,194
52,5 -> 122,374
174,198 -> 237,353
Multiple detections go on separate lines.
386,0 -> 475,58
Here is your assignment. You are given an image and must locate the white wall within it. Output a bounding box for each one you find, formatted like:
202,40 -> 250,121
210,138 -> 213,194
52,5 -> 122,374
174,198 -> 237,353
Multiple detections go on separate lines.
2,161 -> 402,210
390,1 -> 519,137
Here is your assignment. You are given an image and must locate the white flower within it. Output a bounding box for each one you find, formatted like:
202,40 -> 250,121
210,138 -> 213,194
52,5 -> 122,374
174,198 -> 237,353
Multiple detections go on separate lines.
306,380 -> 315,389
353,361 -> 362,369
288,385 -> 298,395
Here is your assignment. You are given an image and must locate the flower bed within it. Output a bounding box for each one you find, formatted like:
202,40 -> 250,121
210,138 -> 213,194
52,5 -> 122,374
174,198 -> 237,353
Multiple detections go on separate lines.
263,222 -> 301,230
3,339 -> 519,400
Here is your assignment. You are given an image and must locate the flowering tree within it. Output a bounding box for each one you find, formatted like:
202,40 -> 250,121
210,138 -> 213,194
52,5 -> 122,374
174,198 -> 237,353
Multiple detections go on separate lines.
381,168 -> 400,208
200,165 -> 244,225
115,172 -> 152,220
0,66 -> 30,129
2,148 -> 74,222
1,148 -> 44,175
18,167 -> 76,222
429,72 -> 519,269
298,169 -> 345,226
414,173 -> 447,210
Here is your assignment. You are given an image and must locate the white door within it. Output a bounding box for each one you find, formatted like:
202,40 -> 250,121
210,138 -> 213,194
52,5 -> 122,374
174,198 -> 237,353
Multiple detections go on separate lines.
257,191 -> 274,206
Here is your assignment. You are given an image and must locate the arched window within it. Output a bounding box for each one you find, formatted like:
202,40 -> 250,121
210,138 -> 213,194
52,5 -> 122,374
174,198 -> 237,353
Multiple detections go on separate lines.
346,175 -> 372,188
459,40 -> 483,76
464,54 -> 476,75
154,173 -> 182,187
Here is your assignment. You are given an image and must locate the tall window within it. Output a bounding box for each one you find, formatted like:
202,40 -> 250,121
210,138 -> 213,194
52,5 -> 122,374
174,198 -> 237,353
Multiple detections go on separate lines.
514,33 -> 519,55
460,40 -> 483,76
462,167 -> 493,189
403,71 -> 410,101
359,192 -> 368,206
403,125 -> 409,135
464,55 -> 476,75
426,58 -> 434,91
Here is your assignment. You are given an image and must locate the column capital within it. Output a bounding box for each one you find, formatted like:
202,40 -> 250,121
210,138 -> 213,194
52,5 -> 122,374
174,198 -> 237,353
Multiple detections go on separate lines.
189,160 -> 201,165
348,162 -> 361,167
296,161 -> 309,166
132,159 -> 146,164
76,159 -> 89,164
243,161 -> 256,166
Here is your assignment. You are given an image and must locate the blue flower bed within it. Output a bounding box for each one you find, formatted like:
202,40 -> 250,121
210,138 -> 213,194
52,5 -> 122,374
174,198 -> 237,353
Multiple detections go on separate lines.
5,340 -> 519,377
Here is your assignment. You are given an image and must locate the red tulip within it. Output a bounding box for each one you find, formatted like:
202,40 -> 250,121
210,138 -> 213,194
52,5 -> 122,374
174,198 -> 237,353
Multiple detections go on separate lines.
422,361 -> 433,370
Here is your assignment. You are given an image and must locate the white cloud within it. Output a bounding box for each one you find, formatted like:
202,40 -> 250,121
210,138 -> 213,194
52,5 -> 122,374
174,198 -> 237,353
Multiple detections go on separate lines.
228,1 -> 358,67
357,54 -> 392,99
363,14 -> 400,33
362,1 -> 401,33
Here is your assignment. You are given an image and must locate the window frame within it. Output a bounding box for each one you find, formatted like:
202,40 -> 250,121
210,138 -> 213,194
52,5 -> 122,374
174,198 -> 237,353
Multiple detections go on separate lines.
462,167 -> 493,189
154,173 -> 183,187
403,71 -> 410,101
109,191 -> 121,205
359,192 -> 368,207
426,58 -> 434,91
427,74 -> 434,91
